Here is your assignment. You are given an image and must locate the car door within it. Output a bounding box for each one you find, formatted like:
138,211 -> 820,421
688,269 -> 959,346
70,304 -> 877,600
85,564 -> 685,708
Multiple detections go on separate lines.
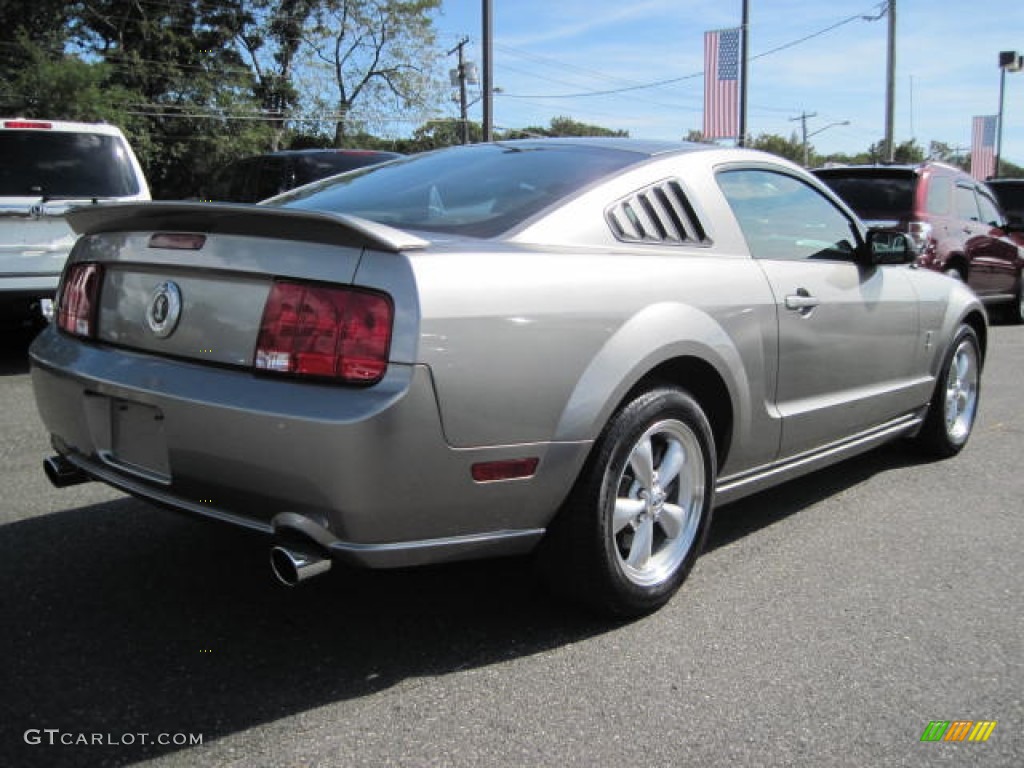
718,167 -> 921,458
975,187 -> 1021,297
955,182 -> 1018,296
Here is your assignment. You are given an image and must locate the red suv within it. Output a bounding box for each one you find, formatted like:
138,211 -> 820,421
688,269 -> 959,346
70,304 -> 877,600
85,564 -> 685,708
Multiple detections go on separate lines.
814,162 -> 1024,323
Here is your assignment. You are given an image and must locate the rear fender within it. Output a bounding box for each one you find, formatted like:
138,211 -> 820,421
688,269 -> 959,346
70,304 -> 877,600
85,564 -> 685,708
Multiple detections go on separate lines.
552,302 -> 749,446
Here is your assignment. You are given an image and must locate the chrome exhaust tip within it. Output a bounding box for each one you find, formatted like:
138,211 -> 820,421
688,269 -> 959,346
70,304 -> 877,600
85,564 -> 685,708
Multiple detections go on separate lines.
43,455 -> 91,488
270,545 -> 332,586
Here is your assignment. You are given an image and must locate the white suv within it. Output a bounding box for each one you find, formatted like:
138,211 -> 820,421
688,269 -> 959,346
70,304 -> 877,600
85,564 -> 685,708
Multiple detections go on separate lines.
0,118 -> 149,328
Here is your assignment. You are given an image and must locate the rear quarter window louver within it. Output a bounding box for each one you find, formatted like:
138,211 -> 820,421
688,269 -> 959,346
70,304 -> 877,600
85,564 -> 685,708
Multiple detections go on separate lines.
606,180 -> 709,246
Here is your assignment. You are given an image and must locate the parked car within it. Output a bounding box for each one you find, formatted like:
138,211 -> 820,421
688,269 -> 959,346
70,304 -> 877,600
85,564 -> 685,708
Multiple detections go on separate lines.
814,162 -> 1024,323
0,118 -> 149,328
31,139 -> 986,617
201,148 -> 402,203
987,177 -> 1024,229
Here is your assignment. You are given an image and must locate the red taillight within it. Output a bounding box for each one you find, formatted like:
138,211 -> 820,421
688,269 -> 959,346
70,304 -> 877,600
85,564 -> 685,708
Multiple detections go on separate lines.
4,120 -> 52,129
57,263 -> 103,338
254,281 -> 393,384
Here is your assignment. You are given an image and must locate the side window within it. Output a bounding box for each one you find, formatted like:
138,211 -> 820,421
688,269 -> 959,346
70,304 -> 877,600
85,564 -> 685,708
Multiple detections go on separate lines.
955,184 -> 981,222
250,157 -> 290,201
977,191 -> 1004,228
718,168 -> 858,261
926,175 -> 952,215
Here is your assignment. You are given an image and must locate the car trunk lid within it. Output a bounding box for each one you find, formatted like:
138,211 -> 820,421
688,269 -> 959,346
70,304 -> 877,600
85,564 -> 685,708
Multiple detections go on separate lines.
64,202 -> 426,368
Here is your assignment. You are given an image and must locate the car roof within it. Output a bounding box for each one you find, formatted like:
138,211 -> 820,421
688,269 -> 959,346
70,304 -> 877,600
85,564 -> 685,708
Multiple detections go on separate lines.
489,137 -> 712,157
0,117 -> 127,136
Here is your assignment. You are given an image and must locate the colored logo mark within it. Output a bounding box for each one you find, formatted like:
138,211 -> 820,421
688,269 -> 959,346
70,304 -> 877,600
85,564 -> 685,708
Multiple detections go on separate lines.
920,720 -> 997,742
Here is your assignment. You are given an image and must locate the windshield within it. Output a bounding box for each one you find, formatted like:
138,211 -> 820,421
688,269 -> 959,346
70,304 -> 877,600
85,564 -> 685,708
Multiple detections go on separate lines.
815,172 -> 915,220
0,130 -> 141,198
271,143 -> 641,237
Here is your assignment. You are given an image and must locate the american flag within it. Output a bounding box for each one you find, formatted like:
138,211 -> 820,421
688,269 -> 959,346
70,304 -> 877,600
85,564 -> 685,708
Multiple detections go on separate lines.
970,115 -> 997,181
704,28 -> 740,140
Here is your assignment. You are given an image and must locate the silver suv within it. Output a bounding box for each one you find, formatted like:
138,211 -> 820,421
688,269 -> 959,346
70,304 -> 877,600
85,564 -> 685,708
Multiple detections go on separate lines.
0,119 -> 149,328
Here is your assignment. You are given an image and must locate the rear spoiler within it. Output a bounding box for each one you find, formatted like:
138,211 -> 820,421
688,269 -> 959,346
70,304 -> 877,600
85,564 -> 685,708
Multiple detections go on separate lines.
66,201 -> 430,253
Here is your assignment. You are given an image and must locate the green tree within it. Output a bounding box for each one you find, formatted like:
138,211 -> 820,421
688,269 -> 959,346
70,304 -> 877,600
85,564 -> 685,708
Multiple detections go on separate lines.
71,0 -> 273,198
750,132 -> 804,164
504,116 -> 628,139
404,119 -> 482,151
302,0 -> 444,145
998,158 -> 1024,177
233,0 -> 319,150
928,140 -> 968,170
0,34 -> 136,124
0,0 -> 70,81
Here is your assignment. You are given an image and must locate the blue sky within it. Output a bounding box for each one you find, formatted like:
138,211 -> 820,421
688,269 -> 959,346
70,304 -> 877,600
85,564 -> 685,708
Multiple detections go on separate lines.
431,0 -> 1024,165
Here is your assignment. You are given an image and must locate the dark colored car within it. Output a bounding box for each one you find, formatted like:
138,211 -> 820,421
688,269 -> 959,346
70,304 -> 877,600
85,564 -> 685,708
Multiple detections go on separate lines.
202,148 -> 402,203
814,162 -> 1024,323
987,178 -> 1024,229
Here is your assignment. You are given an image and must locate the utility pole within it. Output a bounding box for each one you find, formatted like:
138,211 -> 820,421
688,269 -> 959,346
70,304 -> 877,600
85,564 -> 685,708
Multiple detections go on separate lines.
738,0 -> 749,147
448,37 -> 470,144
884,0 -> 896,161
791,111 -> 817,167
996,50 -> 1022,178
482,0 -> 493,142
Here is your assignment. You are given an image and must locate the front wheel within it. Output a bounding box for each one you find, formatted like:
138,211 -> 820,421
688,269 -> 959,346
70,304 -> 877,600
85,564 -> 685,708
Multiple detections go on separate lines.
915,324 -> 982,458
1006,278 -> 1024,325
539,387 -> 716,617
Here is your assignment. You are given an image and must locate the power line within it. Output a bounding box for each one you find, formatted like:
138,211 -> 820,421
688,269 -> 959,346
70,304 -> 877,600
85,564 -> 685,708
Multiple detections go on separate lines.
497,3 -> 883,100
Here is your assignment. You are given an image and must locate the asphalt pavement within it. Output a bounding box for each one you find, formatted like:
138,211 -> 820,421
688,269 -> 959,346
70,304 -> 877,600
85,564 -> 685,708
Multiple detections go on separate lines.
0,325 -> 1021,768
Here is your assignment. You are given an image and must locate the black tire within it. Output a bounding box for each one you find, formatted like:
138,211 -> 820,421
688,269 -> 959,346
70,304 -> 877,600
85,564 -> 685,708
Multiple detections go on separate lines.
915,324 -> 982,458
538,387 -> 716,618
1005,278 -> 1024,325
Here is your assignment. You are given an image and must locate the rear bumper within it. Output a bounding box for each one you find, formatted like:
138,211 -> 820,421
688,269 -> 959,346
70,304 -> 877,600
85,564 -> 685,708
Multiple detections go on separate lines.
30,328 -> 587,567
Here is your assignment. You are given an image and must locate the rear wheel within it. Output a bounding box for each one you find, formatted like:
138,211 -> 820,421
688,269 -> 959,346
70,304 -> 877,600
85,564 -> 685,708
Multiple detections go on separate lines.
1006,278 -> 1024,325
539,387 -> 716,617
915,324 -> 981,458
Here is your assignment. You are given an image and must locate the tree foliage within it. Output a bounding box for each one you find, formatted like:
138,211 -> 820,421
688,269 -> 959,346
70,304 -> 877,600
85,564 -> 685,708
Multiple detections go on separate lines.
4,1 -> 1016,199
0,0 -> 444,197
505,116 -> 629,139
302,0 -> 443,144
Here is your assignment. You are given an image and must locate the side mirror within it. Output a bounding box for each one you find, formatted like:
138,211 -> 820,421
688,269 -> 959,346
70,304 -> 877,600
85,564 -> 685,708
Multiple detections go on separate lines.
861,228 -> 914,266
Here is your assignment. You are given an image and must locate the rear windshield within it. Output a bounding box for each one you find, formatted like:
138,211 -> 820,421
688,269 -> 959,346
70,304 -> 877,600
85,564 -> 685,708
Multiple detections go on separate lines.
815,172 -> 915,220
0,130 -> 140,198
272,143 -> 640,237
990,183 -> 1024,216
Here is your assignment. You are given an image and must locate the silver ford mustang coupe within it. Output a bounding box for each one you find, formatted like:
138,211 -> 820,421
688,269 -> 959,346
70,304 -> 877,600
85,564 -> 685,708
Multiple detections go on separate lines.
30,139 -> 986,616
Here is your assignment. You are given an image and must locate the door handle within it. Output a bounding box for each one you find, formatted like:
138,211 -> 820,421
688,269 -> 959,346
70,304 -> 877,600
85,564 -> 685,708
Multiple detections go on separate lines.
785,290 -> 821,313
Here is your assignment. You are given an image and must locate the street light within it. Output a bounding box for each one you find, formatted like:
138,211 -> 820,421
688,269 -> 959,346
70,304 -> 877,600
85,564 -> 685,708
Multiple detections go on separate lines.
996,50 -> 1022,178
803,120 -> 850,167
